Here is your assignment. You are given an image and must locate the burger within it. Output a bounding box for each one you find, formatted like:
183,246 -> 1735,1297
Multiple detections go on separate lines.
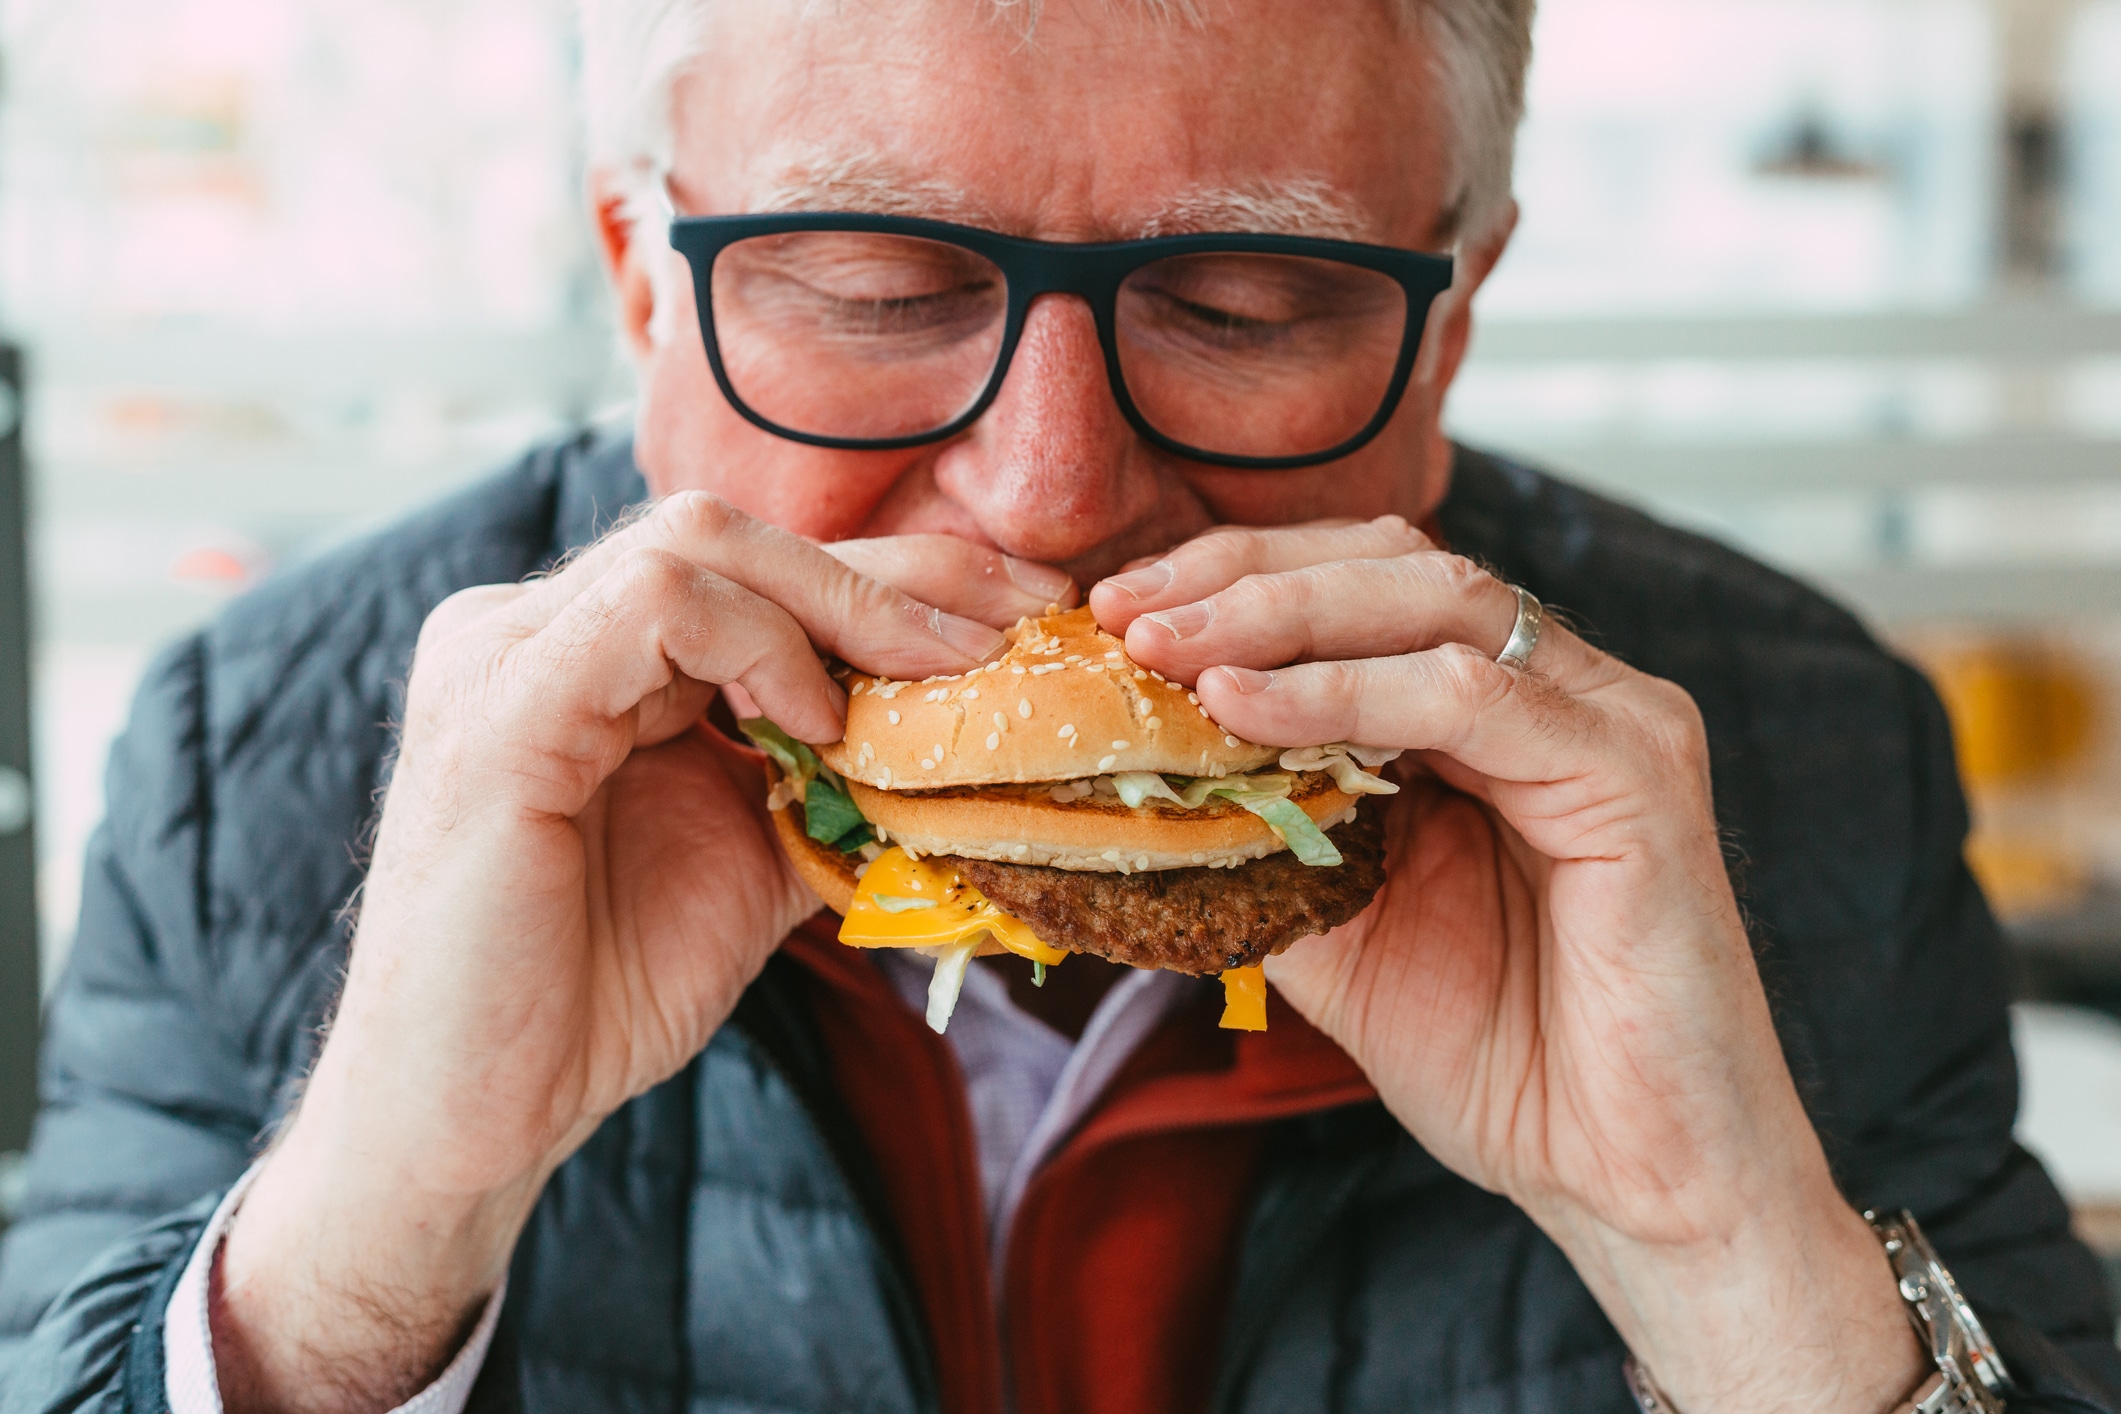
743,607 -> 1397,1033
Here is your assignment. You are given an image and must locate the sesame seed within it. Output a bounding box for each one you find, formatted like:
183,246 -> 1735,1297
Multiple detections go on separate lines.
1187,692 -> 1199,704
1102,850 -> 1123,862
850,681 -> 865,695
1225,735 -> 1239,747
1136,699 -> 1152,715
987,732 -> 1001,751
986,662 -> 1001,671
1065,655 -> 1082,663
921,759 -> 936,770
964,689 -> 979,700
1105,651 -> 1121,660
1011,844 -> 1029,858
1134,670 -> 1147,680
1018,700 -> 1032,718
1085,664 -> 1105,673
993,712 -> 1007,729
1190,853 -> 1207,864
932,744 -> 945,761
1150,671 -> 1166,682
1112,740 -> 1130,750
887,710 -> 901,725
1059,723 -> 1076,738
1135,855 -> 1149,869
1098,755 -> 1117,771
1147,717 -> 1162,729
878,767 -> 893,787
1013,665 -> 1026,675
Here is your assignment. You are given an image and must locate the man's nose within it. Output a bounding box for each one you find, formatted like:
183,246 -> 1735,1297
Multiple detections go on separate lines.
932,293 -> 1154,567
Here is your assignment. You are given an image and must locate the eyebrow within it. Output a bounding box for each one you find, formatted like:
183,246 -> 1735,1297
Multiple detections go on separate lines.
750,150 -> 1384,244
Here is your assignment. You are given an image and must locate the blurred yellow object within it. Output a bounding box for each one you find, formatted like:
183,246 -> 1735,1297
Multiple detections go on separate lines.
1963,834 -> 2089,919
1923,642 -> 2097,789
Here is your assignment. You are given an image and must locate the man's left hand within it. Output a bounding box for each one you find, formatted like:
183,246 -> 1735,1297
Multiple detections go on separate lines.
1091,516 -> 1928,1414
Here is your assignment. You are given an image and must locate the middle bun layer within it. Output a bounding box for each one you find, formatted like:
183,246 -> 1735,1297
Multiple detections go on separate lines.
847,772 -> 1360,873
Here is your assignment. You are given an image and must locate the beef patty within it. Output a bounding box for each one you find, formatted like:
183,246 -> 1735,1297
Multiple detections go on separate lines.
953,803 -> 1387,974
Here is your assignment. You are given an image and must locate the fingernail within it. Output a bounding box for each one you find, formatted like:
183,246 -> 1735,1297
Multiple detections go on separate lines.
936,610 -> 1008,661
1104,561 -> 1174,601
1003,556 -> 1076,603
1215,665 -> 1275,695
1143,600 -> 1214,641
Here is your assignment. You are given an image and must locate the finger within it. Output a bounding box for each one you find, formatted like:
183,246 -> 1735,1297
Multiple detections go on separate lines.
501,547 -> 848,766
494,493 -> 1008,679
1089,515 -> 1428,632
416,583 -> 532,661
1193,644 -> 1644,791
1123,553 -> 1577,687
822,535 -> 1078,627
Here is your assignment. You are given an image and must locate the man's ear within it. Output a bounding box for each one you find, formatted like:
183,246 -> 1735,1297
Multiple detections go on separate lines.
590,168 -> 659,361
1420,199 -> 1519,395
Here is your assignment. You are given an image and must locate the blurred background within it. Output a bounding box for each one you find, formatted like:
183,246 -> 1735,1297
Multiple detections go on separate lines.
0,0 -> 2117,1312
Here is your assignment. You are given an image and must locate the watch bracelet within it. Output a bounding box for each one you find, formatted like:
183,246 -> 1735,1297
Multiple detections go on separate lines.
1623,1210 -> 2013,1414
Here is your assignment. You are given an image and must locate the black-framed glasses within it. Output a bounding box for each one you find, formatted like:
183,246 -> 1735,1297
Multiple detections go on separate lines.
668,211 -> 1455,470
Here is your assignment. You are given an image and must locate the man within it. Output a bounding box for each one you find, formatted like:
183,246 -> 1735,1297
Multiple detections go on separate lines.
2,1 -> 2117,1411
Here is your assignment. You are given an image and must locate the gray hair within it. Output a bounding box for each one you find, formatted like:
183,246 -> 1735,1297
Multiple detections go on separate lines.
579,0 -> 1533,247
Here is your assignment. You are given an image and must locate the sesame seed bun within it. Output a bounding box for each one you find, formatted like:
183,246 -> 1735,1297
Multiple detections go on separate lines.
849,771 -> 1358,873
817,606 -> 1279,789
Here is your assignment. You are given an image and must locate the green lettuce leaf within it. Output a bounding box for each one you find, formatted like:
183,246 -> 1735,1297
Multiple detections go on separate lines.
803,776 -> 871,848
738,717 -> 820,787
1218,791 -> 1343,867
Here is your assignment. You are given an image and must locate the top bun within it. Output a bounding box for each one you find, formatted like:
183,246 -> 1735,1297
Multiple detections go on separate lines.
817,606 -> 1280,788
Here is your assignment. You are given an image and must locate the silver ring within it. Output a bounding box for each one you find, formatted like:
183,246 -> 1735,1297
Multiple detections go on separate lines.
1497,585 -> 1543,670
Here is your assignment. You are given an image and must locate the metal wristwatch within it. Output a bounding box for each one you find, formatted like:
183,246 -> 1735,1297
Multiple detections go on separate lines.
1624,1209 -> 2013,1413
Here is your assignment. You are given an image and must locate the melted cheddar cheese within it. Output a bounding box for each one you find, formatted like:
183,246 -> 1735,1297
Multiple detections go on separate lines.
1219,966 -> 1268,1031
841,848 -> 1068,966
844,848 -> 1272,1032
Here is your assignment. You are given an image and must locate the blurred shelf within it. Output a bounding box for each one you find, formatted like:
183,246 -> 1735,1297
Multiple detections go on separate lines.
1514,434 -> 2121,496
1814,563 -> 2121,625
1472,302 -> 2121,365
30,452 -> 522,520
22,328 -> 620,401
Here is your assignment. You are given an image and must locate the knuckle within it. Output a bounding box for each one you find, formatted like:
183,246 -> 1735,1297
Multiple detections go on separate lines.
1188,525 -> 1263,575
1370,513 -> 1432,552
612,544 -> 700,602
1423,551 -> 1500,601
1435,641 -> 1512,709
653,488 -> 742,543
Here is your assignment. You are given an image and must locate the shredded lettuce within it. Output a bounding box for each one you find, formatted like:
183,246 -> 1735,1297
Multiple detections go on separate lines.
742,716 -> 875,852
872,895 -> 937,913
922,940 -> 982,1033
1112,772 -> 1185,808
739,717 -> 819,786
1175,772 -> 1292,807
1218,791 -> 1344,866
1277,744 -> 1402,795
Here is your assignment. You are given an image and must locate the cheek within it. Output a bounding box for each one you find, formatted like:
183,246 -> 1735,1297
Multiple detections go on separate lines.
632,337 -> 915,538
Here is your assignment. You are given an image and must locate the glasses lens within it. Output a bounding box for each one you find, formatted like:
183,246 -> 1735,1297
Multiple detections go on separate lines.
709,231 -> 1007,442
1116,252 -> 1409,461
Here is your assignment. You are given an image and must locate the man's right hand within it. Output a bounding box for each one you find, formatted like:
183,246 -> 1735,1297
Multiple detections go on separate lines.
208,493 -> 1063,1413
